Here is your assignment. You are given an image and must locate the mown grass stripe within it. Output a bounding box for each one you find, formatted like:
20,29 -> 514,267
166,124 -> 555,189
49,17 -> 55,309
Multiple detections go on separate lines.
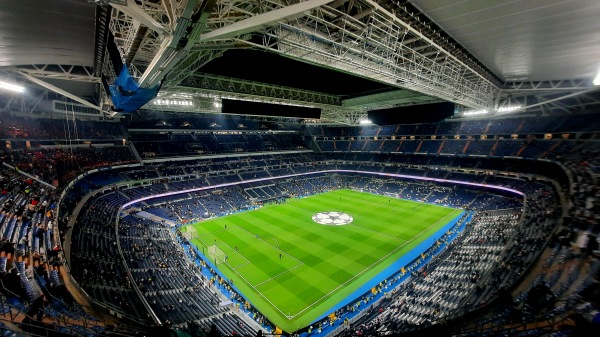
186,189 -> 459,331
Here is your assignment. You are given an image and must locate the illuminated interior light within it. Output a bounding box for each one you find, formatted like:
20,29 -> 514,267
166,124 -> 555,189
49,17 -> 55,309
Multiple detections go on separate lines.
0,80 -> 25,93
463,109 -> 488,116
496,106 -> 522,113
153,99 -> 193,106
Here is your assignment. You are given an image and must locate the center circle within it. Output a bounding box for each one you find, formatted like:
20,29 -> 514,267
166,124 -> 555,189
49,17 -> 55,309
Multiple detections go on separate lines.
312,212 -> 353,226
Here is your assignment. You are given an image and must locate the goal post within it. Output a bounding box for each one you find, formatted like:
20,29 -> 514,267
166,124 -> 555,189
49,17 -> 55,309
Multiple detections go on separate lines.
182,227 -> 198,241
208,245 -> 227,265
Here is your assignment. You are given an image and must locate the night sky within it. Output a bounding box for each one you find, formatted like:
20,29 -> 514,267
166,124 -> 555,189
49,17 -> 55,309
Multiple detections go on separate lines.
200,49 -> 396,98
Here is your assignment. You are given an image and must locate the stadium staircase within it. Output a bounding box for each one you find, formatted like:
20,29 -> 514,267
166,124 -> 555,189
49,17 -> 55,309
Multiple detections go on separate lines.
436,139 -> 446,154
117,191 -> 132,201
310,138 -> 323,153
515,139 -> 532,157
483,122 -> 491,134
360,139 -> 369,152
128,141 -> 143,162
462,140 -> 471,154
540,139 -> 563,158
490,139 -> 500,156
395,140 -> 403,152
569,134 -> 597,154
422,191 -> 435,201
415,140 -> 424,153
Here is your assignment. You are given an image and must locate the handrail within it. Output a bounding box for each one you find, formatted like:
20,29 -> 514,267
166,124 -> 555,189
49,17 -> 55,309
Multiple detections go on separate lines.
0,279 -> 32,320
0,314 -> 82,337
1,162 -> 56,190
114,211 -> 162,325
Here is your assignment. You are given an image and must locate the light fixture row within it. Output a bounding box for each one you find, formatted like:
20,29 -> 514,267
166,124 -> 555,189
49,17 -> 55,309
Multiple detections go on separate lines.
0,80 -> 25,93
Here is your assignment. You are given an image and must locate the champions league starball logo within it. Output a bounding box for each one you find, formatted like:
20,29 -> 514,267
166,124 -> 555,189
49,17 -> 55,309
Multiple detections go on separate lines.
312,212 -> 354,226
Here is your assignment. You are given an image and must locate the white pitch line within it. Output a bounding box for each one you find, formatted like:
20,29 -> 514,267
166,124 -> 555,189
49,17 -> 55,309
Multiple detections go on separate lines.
231,261 -> 250,269
349,223 -> 408,241
288,209 -> 462,319
190,226 -> 302,319
220,259 -> 292,319
253,262 -> 304,288
193,206 -> 463,321
192,232 -> 251,267
234,226 -> 304,265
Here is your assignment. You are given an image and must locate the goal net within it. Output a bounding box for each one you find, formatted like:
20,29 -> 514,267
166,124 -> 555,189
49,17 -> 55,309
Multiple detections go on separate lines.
207,245 -> 226,265
182,227 -> 198,241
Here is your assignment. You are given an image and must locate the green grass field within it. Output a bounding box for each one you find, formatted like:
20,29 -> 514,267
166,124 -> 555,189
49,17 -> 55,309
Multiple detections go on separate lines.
182,189 -> 461,331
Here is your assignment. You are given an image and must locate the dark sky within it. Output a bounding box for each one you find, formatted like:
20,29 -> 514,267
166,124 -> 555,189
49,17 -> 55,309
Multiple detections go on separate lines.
200,49 -> 396,97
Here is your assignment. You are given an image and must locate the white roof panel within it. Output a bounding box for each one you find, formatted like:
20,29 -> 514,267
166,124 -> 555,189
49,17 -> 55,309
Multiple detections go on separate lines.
410,0 -> 600,82
0,0 -> 95,67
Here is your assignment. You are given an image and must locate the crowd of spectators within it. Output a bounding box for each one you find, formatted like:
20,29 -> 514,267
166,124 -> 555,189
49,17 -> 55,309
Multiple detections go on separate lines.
0,111 -> 597,337
61,153 -> 553,337
0,113 -> 125,140
131,132 -> 306,158
308,112 -> 600,137
0,166 -> 138,336
1,146 -> 136,186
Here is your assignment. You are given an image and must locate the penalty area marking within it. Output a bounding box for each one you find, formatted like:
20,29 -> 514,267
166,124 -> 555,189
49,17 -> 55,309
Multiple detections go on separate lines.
192,232 -> 251,269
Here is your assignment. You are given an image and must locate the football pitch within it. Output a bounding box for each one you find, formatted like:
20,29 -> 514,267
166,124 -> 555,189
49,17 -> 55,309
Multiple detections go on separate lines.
182,189 -> 462,331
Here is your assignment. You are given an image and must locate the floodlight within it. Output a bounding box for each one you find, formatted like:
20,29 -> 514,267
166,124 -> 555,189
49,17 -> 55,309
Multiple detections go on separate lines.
0,80 -> 25,93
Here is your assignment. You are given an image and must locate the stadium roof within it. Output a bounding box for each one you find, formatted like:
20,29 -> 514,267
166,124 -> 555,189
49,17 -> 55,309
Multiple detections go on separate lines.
412,0 -> 600,82
0,0 -> 599,123
0,0 -> 95,67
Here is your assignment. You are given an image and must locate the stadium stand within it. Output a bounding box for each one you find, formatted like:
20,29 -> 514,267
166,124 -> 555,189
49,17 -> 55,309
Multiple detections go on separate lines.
0,110 -> 597,337
1,0 -> 599,335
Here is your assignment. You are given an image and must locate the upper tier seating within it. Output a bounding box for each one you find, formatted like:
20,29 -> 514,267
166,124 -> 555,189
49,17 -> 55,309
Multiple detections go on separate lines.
0,113 -> 126,140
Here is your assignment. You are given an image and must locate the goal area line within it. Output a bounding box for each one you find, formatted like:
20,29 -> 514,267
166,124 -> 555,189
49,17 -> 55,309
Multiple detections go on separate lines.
189,227 -> 304,288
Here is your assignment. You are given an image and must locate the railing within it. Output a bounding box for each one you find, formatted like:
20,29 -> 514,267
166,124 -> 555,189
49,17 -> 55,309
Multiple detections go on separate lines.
1,162 -> 56,190
114,210 -> 162,325
0,280 -> 32,321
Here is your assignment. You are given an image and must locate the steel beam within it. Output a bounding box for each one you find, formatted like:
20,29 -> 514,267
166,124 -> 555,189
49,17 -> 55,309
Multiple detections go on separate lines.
364,0 -> 493,86
165,49 -> 225,86
161,0 -> 177,27
110,0 -> 169,36
19,73 -> 102,111
200,0 -> 335,41
16,65 -> 101,83
342,89 -> 434,108
320,108 -> 367,125
249,1 -> 497,109
178,72 -> 342,107
138,0 -> 218,88
508,87 -> 600,114
502,79 -> 594,92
